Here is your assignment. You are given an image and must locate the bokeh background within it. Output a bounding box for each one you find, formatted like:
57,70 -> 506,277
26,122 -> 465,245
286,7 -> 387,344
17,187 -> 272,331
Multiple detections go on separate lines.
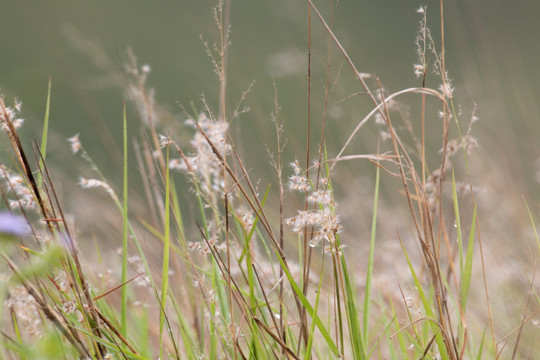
1,1 -> 539,185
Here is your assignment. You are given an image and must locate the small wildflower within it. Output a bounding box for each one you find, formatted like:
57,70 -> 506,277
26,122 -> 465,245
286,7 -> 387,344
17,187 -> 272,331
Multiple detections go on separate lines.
416,6 -> 425,14
0,211 -> 30,237
67,134 -> 81,154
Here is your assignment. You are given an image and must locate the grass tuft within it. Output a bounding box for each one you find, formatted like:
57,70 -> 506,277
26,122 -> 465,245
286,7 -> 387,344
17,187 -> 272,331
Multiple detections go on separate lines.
0,1 -> 538,359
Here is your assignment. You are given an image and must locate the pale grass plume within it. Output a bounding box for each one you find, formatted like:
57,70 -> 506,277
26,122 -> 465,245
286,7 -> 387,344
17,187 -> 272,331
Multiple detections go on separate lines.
125,48 -> 157,127
286,161 -> 341,249
169,112 -> 230,196
413,5 -> 430,78
0,97 -> 25,131
5,285 -> 43,340
68,133 -> 81,154
0,166 -> 37,211
79,177 -> 118,202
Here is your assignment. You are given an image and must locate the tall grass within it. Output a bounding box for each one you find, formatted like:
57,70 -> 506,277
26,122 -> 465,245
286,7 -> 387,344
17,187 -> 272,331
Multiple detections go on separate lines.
0,1 -> 538,359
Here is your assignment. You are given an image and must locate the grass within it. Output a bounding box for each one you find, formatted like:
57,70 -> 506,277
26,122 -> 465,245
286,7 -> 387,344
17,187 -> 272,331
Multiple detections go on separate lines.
0,1 -> 539,359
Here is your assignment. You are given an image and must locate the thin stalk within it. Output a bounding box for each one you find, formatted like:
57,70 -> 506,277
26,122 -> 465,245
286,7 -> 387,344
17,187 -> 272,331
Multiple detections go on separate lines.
38,76 -> 52,188
363,151 -> 380,346
299,0 -> 313,351
159,144 -> 171,359
121,102 -> 129,336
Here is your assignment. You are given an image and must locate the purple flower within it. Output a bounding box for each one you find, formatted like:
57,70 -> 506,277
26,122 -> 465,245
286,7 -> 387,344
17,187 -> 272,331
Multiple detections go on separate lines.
0,211 -> 30,237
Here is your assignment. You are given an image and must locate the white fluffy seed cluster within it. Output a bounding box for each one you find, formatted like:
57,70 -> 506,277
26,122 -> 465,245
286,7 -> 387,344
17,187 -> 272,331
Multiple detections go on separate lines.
0,100 -> 35,211
286,161 -> 340,249
0,167 -> 36,211
67,134 -> 81,154
169,113 -> 231,195
127,63 -> 157,127
0,98 -> 25,132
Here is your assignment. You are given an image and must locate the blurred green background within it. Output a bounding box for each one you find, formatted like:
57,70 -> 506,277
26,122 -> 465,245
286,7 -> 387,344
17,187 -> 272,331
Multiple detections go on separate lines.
1,0 -> 539,203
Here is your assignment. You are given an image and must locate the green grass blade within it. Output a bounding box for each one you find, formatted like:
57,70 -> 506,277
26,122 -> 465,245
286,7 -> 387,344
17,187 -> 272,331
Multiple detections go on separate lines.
399,238 -> 449,359
276,253 -> 340,357
38,76 -> 52,187
305,262 -> 324,359
159,143 -> 171,358
451,168 -> 464,282
340,252 -> 365,360
363,161 -> 380,345
461,205 -> 477,312
475,328 -> 486,360
523,198 -> 540,253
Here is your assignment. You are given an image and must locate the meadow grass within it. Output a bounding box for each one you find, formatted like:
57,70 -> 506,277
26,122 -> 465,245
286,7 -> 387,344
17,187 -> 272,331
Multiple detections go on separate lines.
0,1 -> 538,359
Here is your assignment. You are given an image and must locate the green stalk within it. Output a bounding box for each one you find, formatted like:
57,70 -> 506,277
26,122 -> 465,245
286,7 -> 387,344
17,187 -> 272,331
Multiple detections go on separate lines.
276,253 -> 340,356
340,250 -> 365,360
305,259 -> 324,359
38,77 -> 52,187
400,240 -> 449,359
451,169 -> 464,289
524,198 -> 540,253
363,161 -> 380,346
461,206 -> 476,312
159,143 -> 171,358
